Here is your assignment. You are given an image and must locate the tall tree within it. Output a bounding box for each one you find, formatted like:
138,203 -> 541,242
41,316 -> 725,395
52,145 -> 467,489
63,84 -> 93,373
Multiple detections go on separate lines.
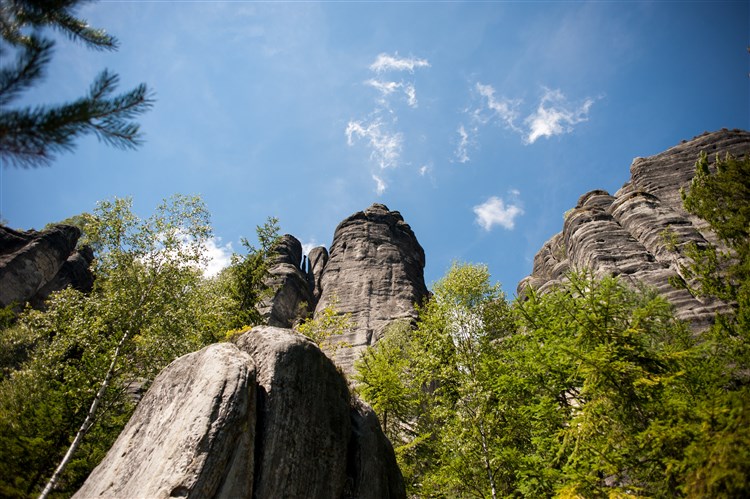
222,216 -> 281,329
0,0 -> 153,168
677,152 -> 750,497
0,195 -> 230,498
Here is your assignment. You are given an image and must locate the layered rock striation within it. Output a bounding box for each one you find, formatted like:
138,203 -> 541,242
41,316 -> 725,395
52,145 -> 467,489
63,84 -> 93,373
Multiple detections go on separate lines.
258,204 -> 429,374
313,204 -> 429,372
74,326 -> 405,499
518,129 -> 750,329
0,225 -> 94,310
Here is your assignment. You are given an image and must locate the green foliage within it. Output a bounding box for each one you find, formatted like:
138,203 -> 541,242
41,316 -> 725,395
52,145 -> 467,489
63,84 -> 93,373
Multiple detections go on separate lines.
676,151 -> 750,497
680,152 -> 750,333
296,298 -> 354,353
358,261 -> 749,498
0,195 -> 231,497
0,0 -> 153,168
354,320 -> 416,440
223,216 -> 281,328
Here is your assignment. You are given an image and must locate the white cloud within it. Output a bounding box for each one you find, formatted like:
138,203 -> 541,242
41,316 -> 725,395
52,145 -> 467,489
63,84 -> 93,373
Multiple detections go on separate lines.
300,239 -> 320,257
372,174 -> 387,195
473,196 -> 524,231
455,124 -> 471,163
346,118 -> 403,171
460,84 -> 597,154
524,88 -> 595,144
365,79 -> 419,108
365,79 -> 401,97
202,237 -> 234,277
403,83 -> 417,107
475,83 -> 521,130
418,164 -> 430,176
370,53 -> 430,73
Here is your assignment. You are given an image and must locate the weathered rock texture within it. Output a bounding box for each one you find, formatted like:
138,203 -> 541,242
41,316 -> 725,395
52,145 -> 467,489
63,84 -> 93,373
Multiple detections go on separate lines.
236,326 -> 351,497
73,343 -> 257,499
313,204 -> 429,373
257,234 -> 314,328
75,327 -> 406,499
518,129 -> 750,329
0,225 -> 94,310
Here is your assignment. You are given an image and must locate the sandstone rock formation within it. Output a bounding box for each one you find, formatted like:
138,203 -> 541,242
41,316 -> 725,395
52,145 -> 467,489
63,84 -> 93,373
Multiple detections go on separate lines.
0,225 -> 93,310
73,343 -> 256,499
518,129 -> 750,329
312,204 -> 429,373
257,234 -> 314,328
75,326 -> 406,499
235,326 -> 351,498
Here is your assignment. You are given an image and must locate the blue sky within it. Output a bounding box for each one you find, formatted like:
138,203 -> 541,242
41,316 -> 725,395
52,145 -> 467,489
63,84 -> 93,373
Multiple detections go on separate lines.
1,0 -> 748,294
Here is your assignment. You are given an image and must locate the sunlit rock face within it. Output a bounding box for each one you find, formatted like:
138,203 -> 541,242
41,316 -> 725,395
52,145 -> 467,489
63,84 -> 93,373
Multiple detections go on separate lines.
0,224 -> 93,310
313,203 -> 429,373
73,343 -> 257,499
74,327 -> 406,499
518,129 -> 750,330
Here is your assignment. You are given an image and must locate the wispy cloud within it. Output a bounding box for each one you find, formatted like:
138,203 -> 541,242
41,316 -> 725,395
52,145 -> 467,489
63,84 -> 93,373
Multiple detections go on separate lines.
461,83 -> 597,155
347,52 -> 430,193
372,174 -> 387,195
346,118 -> 403,170
455,124 -> 471,163
419,164 -> 431,176
370,53 -> 430,73
403,83 -> 417,107
473,195 -> 524,231
524,88 -> 595,144
475,83 -> 521,129
365,79 -> 419,108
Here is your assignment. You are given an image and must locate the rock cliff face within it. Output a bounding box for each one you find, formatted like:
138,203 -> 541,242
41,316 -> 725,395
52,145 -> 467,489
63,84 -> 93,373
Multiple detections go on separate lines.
257,234 -> 315,328
256,204 -> 429,374
313,204 -> 429,372
0,225 -> 93,310
74,327 -> 405,499
518,129 -> 750,329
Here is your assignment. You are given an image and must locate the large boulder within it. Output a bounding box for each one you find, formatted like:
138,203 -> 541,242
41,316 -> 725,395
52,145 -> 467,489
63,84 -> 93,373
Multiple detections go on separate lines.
314,204 -> 429,373
518,129 -> 749,329
73,343 -> 257,499
74,327 -> 406,499
235,326 -> 352,498
0,225 -> 93,310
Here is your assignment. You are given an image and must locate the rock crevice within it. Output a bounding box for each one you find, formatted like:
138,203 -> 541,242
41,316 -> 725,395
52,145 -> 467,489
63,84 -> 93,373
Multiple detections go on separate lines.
75,327 -> 406,498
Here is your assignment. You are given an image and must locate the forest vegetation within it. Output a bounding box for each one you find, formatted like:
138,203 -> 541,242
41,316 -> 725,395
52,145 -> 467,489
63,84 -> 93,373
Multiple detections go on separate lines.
354,153 -> 750,498
1,2 -> 748,498
0,154 -> 747,498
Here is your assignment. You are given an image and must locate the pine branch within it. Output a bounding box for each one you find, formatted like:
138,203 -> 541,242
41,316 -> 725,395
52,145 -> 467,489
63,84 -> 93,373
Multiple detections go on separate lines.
0,71 -> 154,168
0,36 -> 52,106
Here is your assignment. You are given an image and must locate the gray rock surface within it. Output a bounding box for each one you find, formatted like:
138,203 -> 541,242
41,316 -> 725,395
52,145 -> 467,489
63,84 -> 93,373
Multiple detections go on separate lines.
73,343 -> 257,499
257,234 -> 315,328
314,204 -> 429,372
346,399 -> 407,499
518,129 -> 750,329
235,326 -> 352,498
307,245 -> 329,302
0,225 -> 93,310
75,327 -> 406,498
